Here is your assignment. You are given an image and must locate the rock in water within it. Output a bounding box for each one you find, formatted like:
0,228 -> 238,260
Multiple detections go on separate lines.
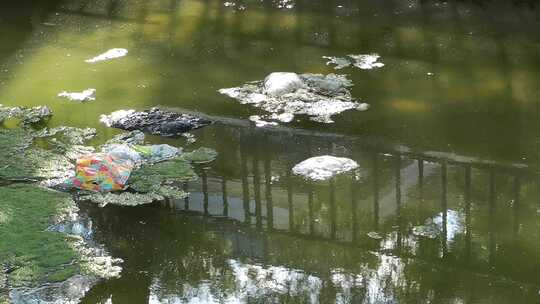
263,72 -> 304,96
100,108 -> 211,137
292,156 -> 359,181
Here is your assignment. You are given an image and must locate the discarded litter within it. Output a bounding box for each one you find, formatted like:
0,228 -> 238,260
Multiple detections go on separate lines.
219,72 -> 369,125
100,108 -> 212,136
324,53 -> 385,70
67,153 -> 135,192
58,89 -> 96,102
292,156 -> 359,181
66,143 -> 182,192
85,48 -> 128,63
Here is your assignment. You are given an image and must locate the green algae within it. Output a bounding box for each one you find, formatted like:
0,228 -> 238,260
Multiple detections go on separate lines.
0,185 -> 79,289
84,192 -> 164,207
0,105 -> 52,126
130,158 -> 197,193
181,147 -> 218,163
0,128 -> 73,181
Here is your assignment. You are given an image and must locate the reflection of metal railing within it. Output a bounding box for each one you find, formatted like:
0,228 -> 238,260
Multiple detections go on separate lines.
167,123 -> 529,260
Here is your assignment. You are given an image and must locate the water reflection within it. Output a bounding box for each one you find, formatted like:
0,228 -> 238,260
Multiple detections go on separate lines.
82,122 -> 540,303
1,0 -> 539,302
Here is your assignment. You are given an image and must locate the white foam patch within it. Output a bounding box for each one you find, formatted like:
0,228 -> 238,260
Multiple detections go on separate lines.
58,89 -> 96,102
85,48 -> 128,63
349,54 -> 385,70
99,109 -> 135,127
249,115 -> 278,127
323,56 -> 351,70
292,156 -> 359,181
219,73 -> 368,124
323,53 -> 385,70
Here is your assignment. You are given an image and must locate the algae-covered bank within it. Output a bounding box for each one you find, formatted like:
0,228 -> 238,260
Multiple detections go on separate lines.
0,126 -> 121,303
0,185 -> 82,302
0,104 -> 217,302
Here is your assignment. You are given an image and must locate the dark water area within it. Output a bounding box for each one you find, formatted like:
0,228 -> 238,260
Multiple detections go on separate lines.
2,0 -> 540,303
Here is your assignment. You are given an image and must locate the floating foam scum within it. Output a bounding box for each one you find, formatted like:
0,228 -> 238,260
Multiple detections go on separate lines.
219,73 -> 369,125
99,109 -> 135,127
323,56 -> 351,70
58,89 -> 96,102
323,53 -> 385,70
85,48 -> 128,63
348,54 -> 385,70
292,156 -> 359,181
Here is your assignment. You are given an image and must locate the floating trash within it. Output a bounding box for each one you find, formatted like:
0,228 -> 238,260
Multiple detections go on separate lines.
100,108 -> 212,137
58,88 -> 96,102
324,53 -> 385,70
292,156 -> 359,181
219,72 -> 368,125
85,48 -> 128,63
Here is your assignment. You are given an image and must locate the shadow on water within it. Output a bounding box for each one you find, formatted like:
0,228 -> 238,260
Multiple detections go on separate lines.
0,1 -> 63,64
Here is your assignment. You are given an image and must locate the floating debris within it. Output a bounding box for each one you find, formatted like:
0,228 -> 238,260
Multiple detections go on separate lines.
323,53 -> 385,70
182,133 -> 196,144
349,54 -> 385,70
219,72 -> 368,124
322,56 -> 351,70
292,156 -> 359,181
100,108 -> 212,137
85,48 -> 128,63
58,89 -> 96,102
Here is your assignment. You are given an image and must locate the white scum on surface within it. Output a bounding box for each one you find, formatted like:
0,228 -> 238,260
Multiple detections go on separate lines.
85,48 -> 128,63
323,53 -> 385,70
219,72 -> 369,126
58,89 -> 96,102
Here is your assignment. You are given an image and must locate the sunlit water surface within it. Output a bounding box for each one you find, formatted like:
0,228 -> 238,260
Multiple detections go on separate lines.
2,0 -> 540,303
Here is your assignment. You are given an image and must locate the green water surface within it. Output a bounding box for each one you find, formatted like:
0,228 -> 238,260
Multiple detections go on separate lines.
2,0 -> 540,303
